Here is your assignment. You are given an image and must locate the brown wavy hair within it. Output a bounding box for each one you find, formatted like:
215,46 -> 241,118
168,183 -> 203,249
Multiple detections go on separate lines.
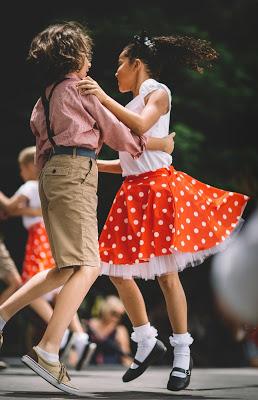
123,32 -> 218,81
27,21 -> 93,87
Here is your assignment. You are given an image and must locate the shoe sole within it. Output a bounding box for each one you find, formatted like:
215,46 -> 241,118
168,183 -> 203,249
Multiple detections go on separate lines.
21,355 -> 79,396
123,340 -> 167,382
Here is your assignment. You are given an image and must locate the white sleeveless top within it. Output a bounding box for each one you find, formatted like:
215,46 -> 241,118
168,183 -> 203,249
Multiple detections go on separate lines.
119,79 -> 172,177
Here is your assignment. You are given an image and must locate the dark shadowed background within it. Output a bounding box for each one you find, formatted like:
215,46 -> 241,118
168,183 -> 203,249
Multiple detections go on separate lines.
0,0 -> 257,365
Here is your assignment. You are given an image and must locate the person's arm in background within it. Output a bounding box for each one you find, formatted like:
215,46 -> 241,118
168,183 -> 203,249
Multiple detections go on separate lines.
115,325 -> 133,367
0,191 -> 41,217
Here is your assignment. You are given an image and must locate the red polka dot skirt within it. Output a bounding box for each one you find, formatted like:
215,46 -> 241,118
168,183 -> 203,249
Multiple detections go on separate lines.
99,166 -> 249,280
22,221 -> 55,283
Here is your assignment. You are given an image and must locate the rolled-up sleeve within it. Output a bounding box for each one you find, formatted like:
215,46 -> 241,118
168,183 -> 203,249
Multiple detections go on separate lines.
81,94 -> 146,158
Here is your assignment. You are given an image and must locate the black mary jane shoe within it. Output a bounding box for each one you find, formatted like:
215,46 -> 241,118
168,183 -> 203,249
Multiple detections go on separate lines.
167,357 -> 193,391
122,339 -> 167,382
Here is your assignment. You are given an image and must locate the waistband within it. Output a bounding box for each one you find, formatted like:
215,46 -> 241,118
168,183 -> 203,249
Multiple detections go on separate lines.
125,166 -> 174,182
50,146 -> 96,160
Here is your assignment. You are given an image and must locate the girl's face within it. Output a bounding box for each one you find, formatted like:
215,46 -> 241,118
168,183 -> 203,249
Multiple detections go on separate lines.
77,55 -> 91,79
115,51 -> 137,93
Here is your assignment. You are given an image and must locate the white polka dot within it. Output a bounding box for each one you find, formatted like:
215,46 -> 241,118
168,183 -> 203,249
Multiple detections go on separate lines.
132,247 -> 136,252
136,231 -> 141,237
198,189 -> 203,195
223,198 -> 227,203
186,201 -> 191,207
194,228 -> 199,234
158,220 -> 164,225
156,192 -> 161,198
162,208 -> 168,213
153,204 -> 157,209
229,192 -> 234,196
140,240 -> 144,245
175,197 -> 178,202
206,184 -> 211,188
138,253 -> 143,258
172,228 -> 176,233
192,179 -> 196,185
131,207 -> 136,213
172,182 -> 176,187
141,227 -> 145,233
107,234 -> 111,239
223,214 -> 227,220
181,241 -> 185,246
143,214 -> 147,220
201,205 -> 206,210
194,245 -> 198,251
118,253 -> 123,259
114,226 -> 119,231
121,236 -> 126,241
185,186 -> 190,191
133,220 -> 139,225
117,208 -> 122,213
209,232 -> 214,237
151,241 -> 155,246
142,204 -> 147,210
231,223 -> 236,227
214,226 -> 218,231
194,195 -> 198,200
201,238 -> 206,244
210,211 -> 214,216
128,185 -> 132,189
202,221 -> 207,227
194,211 -> 199,217
244,195 -> 249,200
228,207 -> 232,213
213,193 -> 218,198
176,177 -> 181,182
161,183 -> 167,188
180,207 -> 184,213
135,259 -> 139,264
181,224 -> 185,230
109,216 -> 113,221
177,230 -> 180,236
187,235 -> 191,241
162,248 -> 167,254
139,192 -> 144,197
120,190 -> 124,196
226,230 -> 230,235
150,181 -> 155,185
150,253 -> 155,258
186,218 -> 191,224
112,243 -> 117,248
154,232 -> 159,237
180,190 -> 185,196
124,218 -> 128,224
221,236 -> 225,241
127,235 -> 132,240
234,201 -> 239,206
166,236 -> 171,241
104,251 -> 108,255
168,197 -> 172,202
100,242 -> 105,247
128,195 -> 133,201
218,221 -> 222,226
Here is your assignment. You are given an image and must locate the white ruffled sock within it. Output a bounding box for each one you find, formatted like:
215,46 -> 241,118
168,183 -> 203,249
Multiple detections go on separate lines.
130,322 -> 158,369
35,346 -> 59,363
170,332 -> 193,378
0,316 -> 6,331
72,332 -> 89,359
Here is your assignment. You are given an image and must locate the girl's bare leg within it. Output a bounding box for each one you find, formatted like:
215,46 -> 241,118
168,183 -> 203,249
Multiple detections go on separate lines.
157,273 -> 187,333
110,277 -> 148,326
30,297 -> 55,324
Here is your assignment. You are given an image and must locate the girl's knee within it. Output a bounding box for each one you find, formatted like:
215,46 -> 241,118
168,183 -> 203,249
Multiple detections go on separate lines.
158,273 -> 181,291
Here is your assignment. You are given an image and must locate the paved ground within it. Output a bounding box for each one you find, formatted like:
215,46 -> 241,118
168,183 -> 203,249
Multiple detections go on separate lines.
0,359 -> 257,400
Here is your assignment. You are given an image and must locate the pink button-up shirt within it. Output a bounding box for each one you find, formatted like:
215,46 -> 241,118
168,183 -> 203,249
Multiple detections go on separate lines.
30,75 -> 146,170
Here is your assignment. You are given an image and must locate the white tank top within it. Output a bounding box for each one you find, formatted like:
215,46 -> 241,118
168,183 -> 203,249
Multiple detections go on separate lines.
119,78 -> 172,177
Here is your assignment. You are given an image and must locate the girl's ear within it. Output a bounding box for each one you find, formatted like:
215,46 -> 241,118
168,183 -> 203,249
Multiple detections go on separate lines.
134,58 -> 142,70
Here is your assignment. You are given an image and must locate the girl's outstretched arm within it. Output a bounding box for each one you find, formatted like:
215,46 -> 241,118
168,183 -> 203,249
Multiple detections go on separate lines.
97,159 -> 122,174
77,77 -> 169,136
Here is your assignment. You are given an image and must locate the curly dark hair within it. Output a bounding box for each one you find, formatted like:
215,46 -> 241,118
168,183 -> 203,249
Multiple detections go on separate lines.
27,21 -> 93,87
123,32 -> 218,81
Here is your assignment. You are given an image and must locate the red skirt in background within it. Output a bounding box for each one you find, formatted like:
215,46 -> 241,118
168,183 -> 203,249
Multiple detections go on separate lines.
22,221 -> 55,283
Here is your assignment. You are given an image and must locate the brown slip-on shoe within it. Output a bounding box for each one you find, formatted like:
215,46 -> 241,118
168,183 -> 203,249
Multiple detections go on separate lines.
21,346 -> 79,395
